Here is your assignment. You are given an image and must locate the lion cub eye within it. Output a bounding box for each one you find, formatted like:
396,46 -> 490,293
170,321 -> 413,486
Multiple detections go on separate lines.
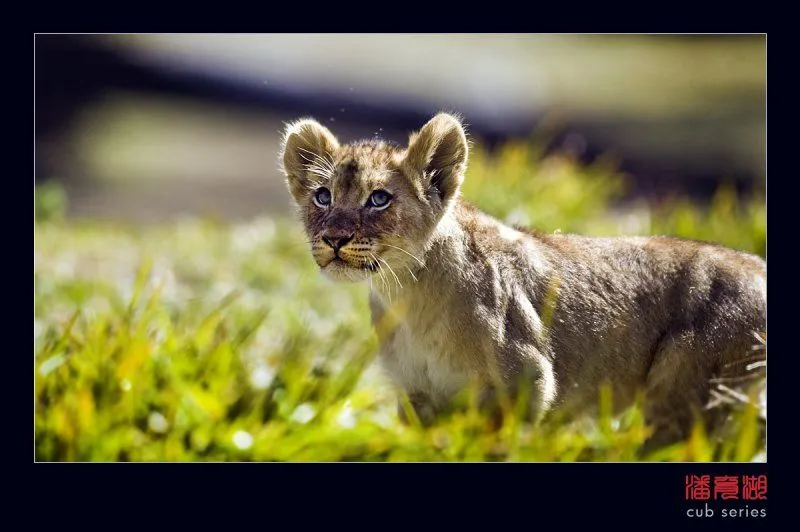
368,190 -> 392,210
313,187 -> 332,208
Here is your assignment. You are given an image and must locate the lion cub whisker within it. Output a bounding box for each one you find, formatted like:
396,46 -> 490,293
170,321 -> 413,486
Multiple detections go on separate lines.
381,243 -> 426,268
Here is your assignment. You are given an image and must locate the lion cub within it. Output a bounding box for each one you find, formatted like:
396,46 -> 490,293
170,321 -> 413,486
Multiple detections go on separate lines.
280,112 -> 766,445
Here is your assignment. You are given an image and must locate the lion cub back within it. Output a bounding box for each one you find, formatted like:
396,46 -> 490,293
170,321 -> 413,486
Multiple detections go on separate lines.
457,201 -> 766,437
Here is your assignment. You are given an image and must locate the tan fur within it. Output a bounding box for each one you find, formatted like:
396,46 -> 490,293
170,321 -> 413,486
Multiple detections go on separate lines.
279,113 -> 767,445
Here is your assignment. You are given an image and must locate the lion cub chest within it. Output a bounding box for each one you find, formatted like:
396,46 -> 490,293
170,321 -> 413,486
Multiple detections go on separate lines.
370,293 -> 470,406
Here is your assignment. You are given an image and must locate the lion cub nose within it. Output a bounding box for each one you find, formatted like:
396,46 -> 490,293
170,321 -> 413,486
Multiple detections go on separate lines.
321,233 -> 355,252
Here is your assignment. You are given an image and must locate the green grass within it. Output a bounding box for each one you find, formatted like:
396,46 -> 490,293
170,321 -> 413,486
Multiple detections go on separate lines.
34,139 -> 766,462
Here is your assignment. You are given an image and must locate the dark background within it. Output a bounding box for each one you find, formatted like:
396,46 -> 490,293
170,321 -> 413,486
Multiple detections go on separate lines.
35,34 -> 766,223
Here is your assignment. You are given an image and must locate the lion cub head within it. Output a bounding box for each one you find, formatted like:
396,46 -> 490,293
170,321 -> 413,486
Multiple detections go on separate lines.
280,113 -> 469,283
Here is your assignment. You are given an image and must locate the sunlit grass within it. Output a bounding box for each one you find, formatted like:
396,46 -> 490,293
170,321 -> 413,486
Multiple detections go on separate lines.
34,139 -> 766,462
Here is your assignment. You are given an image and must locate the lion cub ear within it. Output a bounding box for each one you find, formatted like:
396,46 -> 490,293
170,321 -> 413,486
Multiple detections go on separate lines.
280,119 -> 340,203
404,113 -> 469,207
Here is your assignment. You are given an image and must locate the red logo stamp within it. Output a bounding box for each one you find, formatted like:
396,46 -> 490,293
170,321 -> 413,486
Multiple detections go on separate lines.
684,474 -> 767,519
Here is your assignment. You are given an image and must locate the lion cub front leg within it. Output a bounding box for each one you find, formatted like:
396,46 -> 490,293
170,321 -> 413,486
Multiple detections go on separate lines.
396,392 -> 438,427
392,349 -> 557,428
483,346 -> 558,427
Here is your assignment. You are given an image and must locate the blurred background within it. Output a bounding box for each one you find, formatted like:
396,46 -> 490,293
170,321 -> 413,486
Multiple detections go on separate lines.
35,34 -> 766,223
